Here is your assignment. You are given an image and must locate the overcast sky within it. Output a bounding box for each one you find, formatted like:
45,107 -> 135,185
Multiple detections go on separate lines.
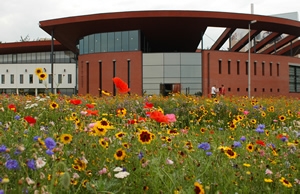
0,0 -> 299,48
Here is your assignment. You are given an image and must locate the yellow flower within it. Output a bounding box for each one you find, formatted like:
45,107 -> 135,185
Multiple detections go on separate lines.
280,177 -> 292,187
243,163 -> 251,167
60,134 -> 73,144
264,178 -> 273,183
114,148 -> 126,160
50,101 -> 59,109
38,73 -> 48,81
35,67 -> 43,76
194,182 -> 205,194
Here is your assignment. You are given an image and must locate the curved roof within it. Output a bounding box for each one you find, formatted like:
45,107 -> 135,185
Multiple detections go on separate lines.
39,10 -> 300,55
0,40 -> 68,54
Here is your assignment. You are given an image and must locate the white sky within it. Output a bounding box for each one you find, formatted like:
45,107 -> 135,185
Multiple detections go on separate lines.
0,0 -> 299,49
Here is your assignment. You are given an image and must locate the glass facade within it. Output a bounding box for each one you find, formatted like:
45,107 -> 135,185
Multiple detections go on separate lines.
143,53 -> 202,95
0,51 -> 76,64
289,66 -> 300,92
79,30 -> 140,54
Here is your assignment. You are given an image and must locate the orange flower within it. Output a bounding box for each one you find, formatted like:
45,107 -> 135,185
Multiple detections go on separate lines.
86,110 -> 98,116
256,140 -> 266,146
8,104 -> 17,112
70,99 -> 82,105
112,77 -> 130,93
150,111 -> 169,123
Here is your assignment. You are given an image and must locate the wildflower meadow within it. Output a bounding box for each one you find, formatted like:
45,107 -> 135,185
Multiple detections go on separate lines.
0,72 -> 299,194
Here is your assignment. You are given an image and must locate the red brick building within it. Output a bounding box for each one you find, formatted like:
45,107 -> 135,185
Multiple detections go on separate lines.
1,11 -> 300,97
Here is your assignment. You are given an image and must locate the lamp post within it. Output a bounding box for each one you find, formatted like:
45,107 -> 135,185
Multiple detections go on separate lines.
248,20 -> 257,98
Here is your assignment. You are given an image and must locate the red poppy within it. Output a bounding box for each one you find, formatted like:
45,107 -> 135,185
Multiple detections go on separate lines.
86,104 -> 94,109
70,99 -> 82,105
24,116 -> 36,125
276,134 -> 289,139
256,140 -> 266,146
144,102 -> 154,109
8,104 -> 17,112
86,110 -> 98,116
150,111 -> 169,123
112,77 -> 130,93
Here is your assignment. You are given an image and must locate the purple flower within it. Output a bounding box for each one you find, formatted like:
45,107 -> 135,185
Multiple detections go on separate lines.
0,145 -> 7,152
44,137 -> 56,150
14,115 -> 21,120
280,136 -> 288,142
198,142 -> 211,151
46,149 -> 54,156
240,136 -> 246,142
255,128 -> 264,133
27,159 -> 36,170
206,152 -> 212,156
33,136 -> 40,141
233,141 -> 242,148
138,151 -> 144,160
0,190 -> 4,194
5,159 -> 19,170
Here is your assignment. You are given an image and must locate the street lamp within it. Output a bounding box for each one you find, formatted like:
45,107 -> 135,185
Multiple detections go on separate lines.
248,20 -> 257,98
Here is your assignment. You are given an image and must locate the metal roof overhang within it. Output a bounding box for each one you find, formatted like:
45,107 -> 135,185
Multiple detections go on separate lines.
39,10 -> 300,54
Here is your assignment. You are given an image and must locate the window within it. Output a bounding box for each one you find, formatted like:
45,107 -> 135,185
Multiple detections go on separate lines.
48,74 -> 53,84
58,74 -> 62,84
10,74 -> 14,84
20,74 -> 23,84
246,61 -> 248,75
237,60 -> 240,75
39,79 -> 43,84
218,60 -> 222,74
277,63 -> 280,76
68,74 -> 72,84
262,62 -> 265,76
1,74 -> 5,84
289,66 -> 300,92
270,62 -> 272,76
228,60 -> 231,74
254,61 -> 257,75
29,74 -> 33,84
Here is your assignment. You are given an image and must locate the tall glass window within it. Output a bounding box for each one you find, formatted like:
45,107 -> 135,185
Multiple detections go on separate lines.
115,32 -> 122,52
68,74 -> 72,84
10,74 -> 14,84
95,34 -> 101,53
122,31 -> 129,51
58,74 -> 62,84
20,74 -> 24,84
29,74 -> 33,84
108,32 -> 115,52
101,33 -> 108,52
1,75 -> 4,84
129,30 -> 139,50
88,34 -> 95,53
83,36 -> 89,54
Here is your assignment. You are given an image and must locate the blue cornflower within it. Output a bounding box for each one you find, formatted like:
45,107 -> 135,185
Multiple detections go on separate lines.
138,151 -> 144,160
44,137 -> 56,150
33,136 -> 40,141
0,145 -> 7,152
14,115 -> 21,120
0,189 -> 4,194
280,136 -> 288,142
257,124 -> 265,129
255,128 -> 264,133
219,128 -> 223,131
46,149 -> 54,156
233,141 -> 242,148
206,152 -> 212,156
5,159 -> 19,170
27,159 -> 36,170
14,149 -> 21,155
197,142 -> 211,151
240,136 -> 246,142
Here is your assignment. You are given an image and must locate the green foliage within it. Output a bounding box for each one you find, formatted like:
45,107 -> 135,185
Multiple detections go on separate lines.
0,94 -> 299,193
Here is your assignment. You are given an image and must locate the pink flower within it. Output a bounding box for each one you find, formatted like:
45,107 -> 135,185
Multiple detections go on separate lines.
166,158 -> 174,165
243,110 -> 249,115
99,167 -> 108,175
265,168 -> 273,175
165,114 -> 176,123
180,129 -> 189,134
